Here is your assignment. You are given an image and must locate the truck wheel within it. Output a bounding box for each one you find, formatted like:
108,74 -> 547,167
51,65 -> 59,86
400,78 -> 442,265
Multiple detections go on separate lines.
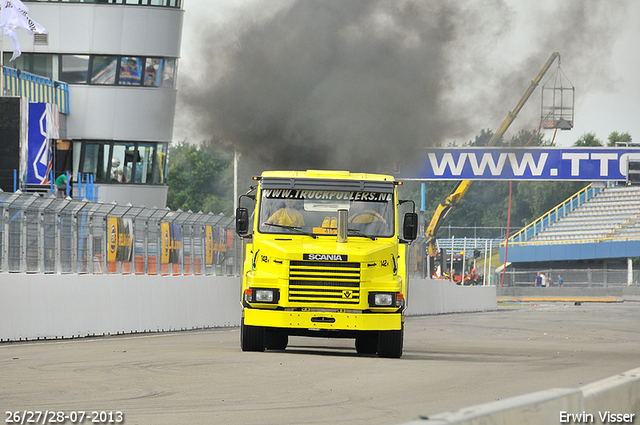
265,330 -> 288,350
355,333 -> 378,355
241,318 -> 265,352
377,326 -> 403,358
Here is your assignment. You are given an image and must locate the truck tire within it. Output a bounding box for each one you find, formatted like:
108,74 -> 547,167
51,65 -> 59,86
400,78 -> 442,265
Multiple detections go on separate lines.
355,333 -> 378,355
265,330 -> 288,350
377,326 -> 403,358
241,318 -> 265,352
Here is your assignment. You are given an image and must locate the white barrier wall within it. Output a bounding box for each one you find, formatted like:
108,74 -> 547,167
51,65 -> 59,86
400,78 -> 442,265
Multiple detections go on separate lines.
0,274 -> 241,341
399,367 -> 640,425
0,275 -> 496,341
406,278 -> 497,316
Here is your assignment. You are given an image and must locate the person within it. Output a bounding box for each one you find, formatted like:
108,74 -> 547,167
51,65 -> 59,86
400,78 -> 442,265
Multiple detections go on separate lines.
262,199 -> 305,227
443,268 -> 451,281
464,269 -> 477,285
348,203 -> 387,225
54,173 -> 68,198
541,272 -> 547,287
546,273 -> 552,287
557,274 -> 564,287
348,202 -> 388,234
111,158 -> 126,182
534,272 -> 542,287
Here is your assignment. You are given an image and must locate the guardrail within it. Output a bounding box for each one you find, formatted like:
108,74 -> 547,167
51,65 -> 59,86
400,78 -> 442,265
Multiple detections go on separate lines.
399,366 -> 640,425
1,66 -> 70,114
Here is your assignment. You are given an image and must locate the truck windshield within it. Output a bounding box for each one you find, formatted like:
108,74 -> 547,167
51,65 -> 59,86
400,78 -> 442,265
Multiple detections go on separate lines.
258,189 -> 394,238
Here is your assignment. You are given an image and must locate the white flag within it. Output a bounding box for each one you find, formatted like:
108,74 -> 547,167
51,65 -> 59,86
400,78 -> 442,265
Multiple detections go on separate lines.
0,0 -> 48,61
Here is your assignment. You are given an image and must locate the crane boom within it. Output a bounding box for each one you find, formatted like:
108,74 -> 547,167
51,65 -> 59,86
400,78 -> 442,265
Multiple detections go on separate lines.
425,52 -> 560,256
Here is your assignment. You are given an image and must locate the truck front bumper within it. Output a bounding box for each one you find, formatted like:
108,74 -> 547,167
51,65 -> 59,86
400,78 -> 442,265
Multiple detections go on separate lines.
243,308 -> 402,331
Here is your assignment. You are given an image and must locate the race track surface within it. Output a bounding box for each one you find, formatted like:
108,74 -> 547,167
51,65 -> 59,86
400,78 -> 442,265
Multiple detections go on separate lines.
2,302 -> 638,425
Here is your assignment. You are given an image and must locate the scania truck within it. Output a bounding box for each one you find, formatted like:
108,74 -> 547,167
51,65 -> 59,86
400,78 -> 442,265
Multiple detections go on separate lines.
235,170 -> 418,358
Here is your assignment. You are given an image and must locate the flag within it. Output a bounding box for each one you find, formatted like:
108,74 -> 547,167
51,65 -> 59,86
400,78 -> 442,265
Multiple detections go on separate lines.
0,0 -> 48,61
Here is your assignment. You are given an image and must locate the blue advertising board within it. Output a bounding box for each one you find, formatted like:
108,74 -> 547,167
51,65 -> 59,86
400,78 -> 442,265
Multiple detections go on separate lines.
412,148 -> 640,181
27,103 -> 58,185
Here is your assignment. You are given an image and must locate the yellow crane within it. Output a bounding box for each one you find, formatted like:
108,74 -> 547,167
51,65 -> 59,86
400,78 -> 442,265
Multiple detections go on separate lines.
425,52 -> 561,256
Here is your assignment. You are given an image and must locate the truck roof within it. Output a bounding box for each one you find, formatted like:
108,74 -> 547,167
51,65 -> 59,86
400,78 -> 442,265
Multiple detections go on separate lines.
260,170 -> 395,182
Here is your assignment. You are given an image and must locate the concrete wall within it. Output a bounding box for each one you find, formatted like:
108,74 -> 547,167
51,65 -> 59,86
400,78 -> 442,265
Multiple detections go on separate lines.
0,275 -> 496,342
406,278 -> 497,316
0,274 -> 240,341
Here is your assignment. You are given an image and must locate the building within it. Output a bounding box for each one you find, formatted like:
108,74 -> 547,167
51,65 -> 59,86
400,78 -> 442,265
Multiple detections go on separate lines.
1,0 -> 184,208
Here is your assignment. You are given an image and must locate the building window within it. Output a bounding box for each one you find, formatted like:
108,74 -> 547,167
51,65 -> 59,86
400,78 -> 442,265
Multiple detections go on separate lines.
156,142 -> 167,184
2,53 -> 58,80
21,0 -> 182,7
61,55 -> 90,83
3,52 -> 176,88
79,141 -> 168,184
162,58 -> 176,88
143,58 -> 162,86
32,54 -> 57,80
90,56 -> 118,84
118,57 -> 143,85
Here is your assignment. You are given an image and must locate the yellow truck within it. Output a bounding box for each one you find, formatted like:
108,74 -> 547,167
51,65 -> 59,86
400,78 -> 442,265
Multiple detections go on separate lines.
235,170 -> 418,358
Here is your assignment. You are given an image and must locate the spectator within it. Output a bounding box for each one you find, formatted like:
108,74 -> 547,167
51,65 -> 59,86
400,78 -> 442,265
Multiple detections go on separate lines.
111,158 -> 126,183
557,274 -> 564,287
534,272 -> 542,287
54,173 -> 68,198
541,272 -> 547,287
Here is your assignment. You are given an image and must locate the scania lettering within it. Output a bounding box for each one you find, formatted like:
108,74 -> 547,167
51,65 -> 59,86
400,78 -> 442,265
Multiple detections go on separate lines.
305,254 -> 347,261
235,170 -> 418,358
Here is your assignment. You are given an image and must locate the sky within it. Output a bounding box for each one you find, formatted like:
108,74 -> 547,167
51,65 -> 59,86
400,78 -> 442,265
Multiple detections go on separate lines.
173,0 -> 640,172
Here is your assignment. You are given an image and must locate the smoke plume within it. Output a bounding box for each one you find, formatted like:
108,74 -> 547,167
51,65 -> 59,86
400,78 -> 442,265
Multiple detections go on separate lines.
178,0 -> 629,174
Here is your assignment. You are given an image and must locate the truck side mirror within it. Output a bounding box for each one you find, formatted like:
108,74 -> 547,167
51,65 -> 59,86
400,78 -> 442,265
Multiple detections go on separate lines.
403,212 -> 418,241
236,207 -> 250,236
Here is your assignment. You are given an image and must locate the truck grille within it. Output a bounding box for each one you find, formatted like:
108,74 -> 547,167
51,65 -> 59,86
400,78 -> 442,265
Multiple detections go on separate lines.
288,260 -> 361,305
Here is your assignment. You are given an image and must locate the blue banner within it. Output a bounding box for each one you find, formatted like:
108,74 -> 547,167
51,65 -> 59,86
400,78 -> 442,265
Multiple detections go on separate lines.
27,103 -> 53,184
413,148 -> 640,181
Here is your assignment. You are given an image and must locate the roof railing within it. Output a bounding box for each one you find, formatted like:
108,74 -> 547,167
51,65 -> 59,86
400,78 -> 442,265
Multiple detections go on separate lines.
2,67 -> 70,114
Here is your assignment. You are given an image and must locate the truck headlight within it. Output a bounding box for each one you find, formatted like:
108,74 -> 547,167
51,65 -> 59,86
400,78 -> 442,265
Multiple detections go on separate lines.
245,288 -> 279,304
256,289 -> 275,302
369,292 -> 394,307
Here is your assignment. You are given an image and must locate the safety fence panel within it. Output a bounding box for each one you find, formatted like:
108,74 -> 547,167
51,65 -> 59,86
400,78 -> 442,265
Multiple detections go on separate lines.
0,192 -> 240,276
495,268 -> 638,287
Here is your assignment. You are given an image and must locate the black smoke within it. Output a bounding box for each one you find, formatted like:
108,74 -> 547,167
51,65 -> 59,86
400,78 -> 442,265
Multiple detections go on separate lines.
178,0 -> 629,174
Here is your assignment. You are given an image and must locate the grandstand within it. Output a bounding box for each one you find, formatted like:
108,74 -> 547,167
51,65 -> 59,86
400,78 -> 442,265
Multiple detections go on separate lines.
503,183 -> 640,265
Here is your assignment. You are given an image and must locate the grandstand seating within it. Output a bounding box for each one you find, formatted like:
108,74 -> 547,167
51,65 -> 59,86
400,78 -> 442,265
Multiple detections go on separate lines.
528,185 -> 640,242
436,237 -> 502,253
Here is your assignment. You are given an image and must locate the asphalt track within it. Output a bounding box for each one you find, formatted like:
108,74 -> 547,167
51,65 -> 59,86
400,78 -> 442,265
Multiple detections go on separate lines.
2,302 -> 639,425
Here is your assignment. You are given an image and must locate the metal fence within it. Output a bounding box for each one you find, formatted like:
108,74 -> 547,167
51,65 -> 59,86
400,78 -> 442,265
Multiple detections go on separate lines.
18,192 -> 630,287
0,191 -> 432,280
0,191 -> 241,276
495,268 -> 637,288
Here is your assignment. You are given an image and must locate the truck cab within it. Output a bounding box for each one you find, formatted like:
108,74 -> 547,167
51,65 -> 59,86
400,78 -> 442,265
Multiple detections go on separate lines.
236,170 -> 417,358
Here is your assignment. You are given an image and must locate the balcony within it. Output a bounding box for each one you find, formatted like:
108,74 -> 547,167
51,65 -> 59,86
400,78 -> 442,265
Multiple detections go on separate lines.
1,67 -> 70,114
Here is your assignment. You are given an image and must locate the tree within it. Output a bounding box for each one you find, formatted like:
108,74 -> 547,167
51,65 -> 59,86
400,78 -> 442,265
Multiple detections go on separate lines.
573,132 -> 603,147
607,131 -> 632,147
167,141 -> 234,215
